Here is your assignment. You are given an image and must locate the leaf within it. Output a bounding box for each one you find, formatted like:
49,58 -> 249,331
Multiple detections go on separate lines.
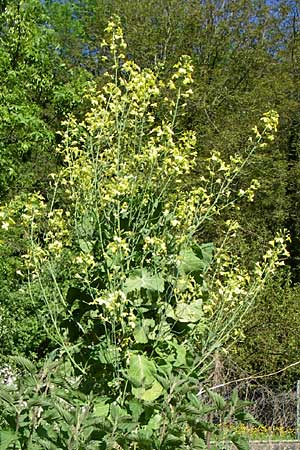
230,434 -> 250,450
174,300 -> 203,323
235,411 -> 260,426
191,434 -> 207,449
230,388 -> 239,407
196,242 -> 214,270
163,433 -> 183,445
27,398 -> 52,409
127,354 -> 156,388
165,304 -> 176,320
179,248 -> 204,274
10,356 -> 36,374
179,243 -> 214,275
54,403 -> 73,424
78,238 -> 94,253
206,390 -> 226,410
94,400 -> 109,418
81,213 -> 96,235
110,404 -> 127,423
0,430 -> 17,450
133,319 -> 155,344
187,392 -> 202,409
128,399 -> 144,421
171,342 -> 186,367
93,342 -> 120,365
0,385 -> 16,406
124,269 -> 164,293
132,380 -> 164,402
147,413 -> 162,430
133,326 -> 148,344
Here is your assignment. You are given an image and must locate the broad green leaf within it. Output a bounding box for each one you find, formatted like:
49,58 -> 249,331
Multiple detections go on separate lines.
178,248 -> 204,274
173,343 -> 187,367
124,269 -> 164,293
175,300 -> 203,322
94,400 -> 109,417
168,341 -> 187,367
128,399 -> 144,421
127,354 -> 156,388
132,380 -> 164,402
133,326 -> 148,344
136,427 -> 153,442
147,413 -> 162,430
196,242 -> 214,269
0,430 -> 17,450
78,238 -> 93,253
191,434 -> 207,449
165,304 -> 176,320
134,319 -> 155,343
110,404 -> 127,422
81,213 -> 95,236
179,243 -> 214,275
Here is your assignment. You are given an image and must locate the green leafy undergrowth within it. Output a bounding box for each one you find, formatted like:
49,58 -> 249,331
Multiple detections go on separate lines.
0,355 -> 258,450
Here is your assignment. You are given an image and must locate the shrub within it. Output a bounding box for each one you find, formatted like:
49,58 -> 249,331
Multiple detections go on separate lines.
0,17 -> 287,449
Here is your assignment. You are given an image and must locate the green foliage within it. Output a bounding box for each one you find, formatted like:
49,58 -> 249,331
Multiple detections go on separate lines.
232,271 -> 300,387
0,356 -> 260,450
0,0 -> 92,197
0,355 -> 104,449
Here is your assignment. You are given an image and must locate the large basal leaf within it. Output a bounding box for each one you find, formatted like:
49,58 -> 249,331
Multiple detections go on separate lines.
179,248 -> 204,274
179,243 -> 214,274
127,354 -> 157,388
132,379 -> 164,402
124,269 -> 164,293
133,325 -> 148,344
133,318 -> 155,344
196,242 -> 214,270
174,300 -> 203,323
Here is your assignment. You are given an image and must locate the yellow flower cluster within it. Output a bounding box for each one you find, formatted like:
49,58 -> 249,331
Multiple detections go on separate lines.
251,109 -> 279,147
